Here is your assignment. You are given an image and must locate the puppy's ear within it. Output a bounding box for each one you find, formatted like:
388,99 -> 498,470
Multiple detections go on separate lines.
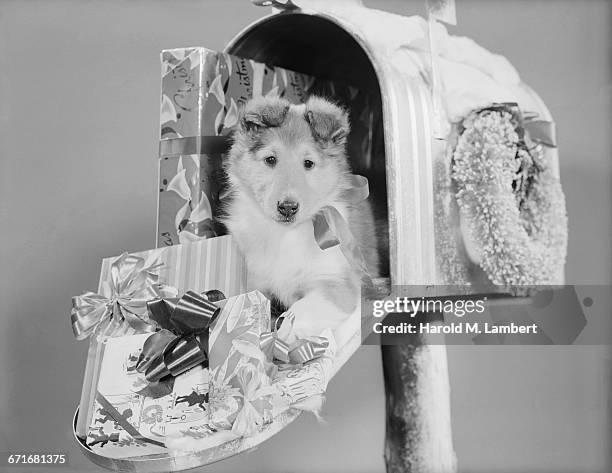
304,97 -> 350,146
240,96 -> 290,134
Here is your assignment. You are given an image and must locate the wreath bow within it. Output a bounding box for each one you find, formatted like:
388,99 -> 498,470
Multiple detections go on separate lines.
485,102 -> 557,148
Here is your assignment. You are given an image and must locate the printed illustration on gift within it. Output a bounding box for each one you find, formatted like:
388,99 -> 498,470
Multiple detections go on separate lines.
86,334 -> 172,459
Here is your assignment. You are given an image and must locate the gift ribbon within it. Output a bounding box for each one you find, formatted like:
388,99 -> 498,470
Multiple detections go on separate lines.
487,103 -> 557,148
313,174 -> 371,278
71,253 -> 173,340
260,311 -> 329,364
159,135 -> 230,157
180,218 -> 216,239
522,118 -> 556,148
136,290 -> 225,383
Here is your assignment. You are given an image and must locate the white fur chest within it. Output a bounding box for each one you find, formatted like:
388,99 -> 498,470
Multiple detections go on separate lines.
226,196 -> 350,306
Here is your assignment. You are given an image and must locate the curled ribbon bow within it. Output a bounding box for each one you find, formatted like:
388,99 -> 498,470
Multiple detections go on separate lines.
312,174 -> 371,279
135,290 -> 225,383
260,311 -> 329,365
71,253 -> 174,340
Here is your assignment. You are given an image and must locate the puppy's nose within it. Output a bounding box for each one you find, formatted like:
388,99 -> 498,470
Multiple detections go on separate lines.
277,200 -> 299,218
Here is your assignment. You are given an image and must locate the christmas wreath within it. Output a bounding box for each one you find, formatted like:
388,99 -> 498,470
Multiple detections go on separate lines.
451,103 -> 568,286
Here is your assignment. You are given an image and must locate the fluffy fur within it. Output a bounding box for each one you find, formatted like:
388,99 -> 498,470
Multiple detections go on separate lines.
224,96 -> 379,337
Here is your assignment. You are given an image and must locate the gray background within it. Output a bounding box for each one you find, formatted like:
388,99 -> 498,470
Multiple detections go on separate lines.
0,0 -> 610,472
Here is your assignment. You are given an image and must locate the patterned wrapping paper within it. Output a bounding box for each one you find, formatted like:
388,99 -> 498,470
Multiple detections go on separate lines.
160,47 -> 316,139
157,153 -> 225,248
85,334 -> 172,458
268,358 -> 333,416
82,288 -> 339,460
165,290 -> 274,452
76,236 -> 248,439
164,297 -> 339,454
84,291 -> 274,457
157,46 -> 376,247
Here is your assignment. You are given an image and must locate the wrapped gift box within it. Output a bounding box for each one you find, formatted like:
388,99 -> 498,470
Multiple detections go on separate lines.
84,290 -> 273,457
157,47 -> 376,247
75,236 -> 248,439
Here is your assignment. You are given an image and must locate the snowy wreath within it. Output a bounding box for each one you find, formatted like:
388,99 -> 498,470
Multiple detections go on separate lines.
451,103 -> 568,286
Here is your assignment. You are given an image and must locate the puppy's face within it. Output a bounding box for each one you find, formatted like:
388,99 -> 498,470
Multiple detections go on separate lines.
228,96 -> 351,225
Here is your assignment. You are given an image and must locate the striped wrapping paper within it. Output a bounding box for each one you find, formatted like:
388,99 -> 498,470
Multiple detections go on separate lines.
98,235 -> 248,298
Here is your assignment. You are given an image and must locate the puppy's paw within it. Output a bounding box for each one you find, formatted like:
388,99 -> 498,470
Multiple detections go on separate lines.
288,292 -> 354,339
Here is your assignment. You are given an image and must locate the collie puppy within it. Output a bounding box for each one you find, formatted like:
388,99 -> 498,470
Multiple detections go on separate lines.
224,96 -> 379,338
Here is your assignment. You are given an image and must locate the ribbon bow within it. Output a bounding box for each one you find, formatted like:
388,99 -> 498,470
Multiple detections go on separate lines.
260,311 -> 329,365
488,103 -> 557,148
71,253 -> 173,340
136,289 -> 225,383
312,174 -> 371,278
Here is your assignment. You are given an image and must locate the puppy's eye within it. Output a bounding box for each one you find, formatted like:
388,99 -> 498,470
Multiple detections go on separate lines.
303,159 -> 315,170
264,156 -> 277,167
